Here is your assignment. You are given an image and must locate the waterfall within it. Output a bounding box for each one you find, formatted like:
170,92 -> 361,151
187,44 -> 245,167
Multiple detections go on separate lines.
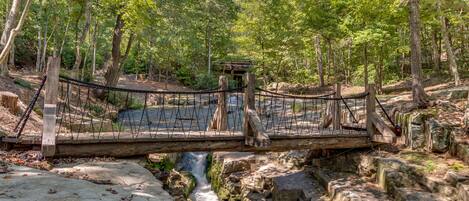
188,152 -> 219,201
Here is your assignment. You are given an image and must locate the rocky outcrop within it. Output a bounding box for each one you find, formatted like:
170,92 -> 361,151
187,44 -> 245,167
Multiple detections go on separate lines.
51,161 -> 172,200
2,162 -> 173,201
272,171 -> 325,201
207,151 -> 326,201
146,153 -> 195,201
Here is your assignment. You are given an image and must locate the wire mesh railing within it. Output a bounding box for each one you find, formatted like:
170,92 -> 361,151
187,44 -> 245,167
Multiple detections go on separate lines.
55,76 -> 245,141
255,88 -> 368,136
10,73 -> 372,144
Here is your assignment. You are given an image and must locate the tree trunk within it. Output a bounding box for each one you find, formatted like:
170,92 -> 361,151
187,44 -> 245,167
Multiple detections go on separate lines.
59,7 -> 71,57
72,0 -> 91,76
91,20 -> 98,78
8,43 -> 14,67
0,0 -> 20,76
431,28 -> 440,71
36,29 -> 42,71
326,38 -> 332,84
206,20 -> 212,75
364,44 -> 368,89
438,0 -> 460,86
409,0 -> 428,107
104,14 -> 124,87
0,0 -> 32,68
315,36 -> 324,87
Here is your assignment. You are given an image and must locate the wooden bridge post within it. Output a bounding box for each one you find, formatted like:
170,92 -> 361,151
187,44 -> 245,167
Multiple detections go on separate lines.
244,73 -> 256,145
209,76 -> 228,131
366,84 -> 376,137
42,56 -> 60,158
333,82 -> 341,130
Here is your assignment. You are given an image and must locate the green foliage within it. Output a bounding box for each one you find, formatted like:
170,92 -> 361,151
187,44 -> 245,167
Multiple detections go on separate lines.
14,78 -> 32,90
181,171 -> 197,198
449,162 -> 465,172
147,158 -> 175,172
85,104 -> 104,115
4,0 -> 469,89
175,66 -> 196,87
106,92 -> 144,110
194,73 -> 218,90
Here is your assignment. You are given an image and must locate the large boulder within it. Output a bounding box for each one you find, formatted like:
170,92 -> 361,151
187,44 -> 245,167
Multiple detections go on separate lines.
424,119 -> 451,153
276,150 -> 310,169
1,164 -> 173,201
272,172 -> 325,201
52,161 -> 173,200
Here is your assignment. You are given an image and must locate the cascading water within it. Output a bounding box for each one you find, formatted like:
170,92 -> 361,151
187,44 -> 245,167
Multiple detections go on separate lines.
187,152 -> 219,201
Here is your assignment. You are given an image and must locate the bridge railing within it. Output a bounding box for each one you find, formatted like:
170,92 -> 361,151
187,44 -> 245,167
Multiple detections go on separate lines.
254,87 -> 368,137
13,57 -> 382,157
54,75 -> 245,142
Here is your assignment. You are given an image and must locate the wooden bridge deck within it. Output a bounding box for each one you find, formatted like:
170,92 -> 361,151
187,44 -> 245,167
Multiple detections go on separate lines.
2,130 -> 371,157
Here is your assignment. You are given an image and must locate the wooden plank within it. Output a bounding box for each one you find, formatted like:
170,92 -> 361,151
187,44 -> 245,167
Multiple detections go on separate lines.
7,129 -> 368,144
52,136 -> 372,157
42,57 -> 60,157
366,84 -> 376,137
208,76 -> 228,131
247,109 -> 270,147
370,112 -> 397,144
333,82 -> 341,129
243,73 -> 256,145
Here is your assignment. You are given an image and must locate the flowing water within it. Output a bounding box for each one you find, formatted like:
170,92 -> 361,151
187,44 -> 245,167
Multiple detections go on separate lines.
187,152 -> 219,201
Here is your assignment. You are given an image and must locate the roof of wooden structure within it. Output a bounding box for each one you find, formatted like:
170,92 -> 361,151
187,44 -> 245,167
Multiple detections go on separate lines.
215,60 -> 253,73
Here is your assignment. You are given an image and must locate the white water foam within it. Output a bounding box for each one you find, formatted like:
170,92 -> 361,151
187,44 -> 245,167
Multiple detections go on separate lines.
188,152 -> 219,201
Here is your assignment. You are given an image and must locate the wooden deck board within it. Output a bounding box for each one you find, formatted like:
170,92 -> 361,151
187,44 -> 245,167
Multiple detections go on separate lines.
2,129 -> 370,157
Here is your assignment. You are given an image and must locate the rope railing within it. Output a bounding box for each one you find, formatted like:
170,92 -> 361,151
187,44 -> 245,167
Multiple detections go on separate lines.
255,87 -> 368,136
375,97 -> 401,135
14,75 -> 47,138
54,76 -> 246,141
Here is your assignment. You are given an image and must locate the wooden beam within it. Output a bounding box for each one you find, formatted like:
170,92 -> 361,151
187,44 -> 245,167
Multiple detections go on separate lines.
333,82 -> 341,130
243,73 -> 256,145
370,112 -> 397,144
208,75 -> 228,131
366,84 -> 376,137
52,136 -> 372,157
247,109 -> 270,147
42,57 -> 60,157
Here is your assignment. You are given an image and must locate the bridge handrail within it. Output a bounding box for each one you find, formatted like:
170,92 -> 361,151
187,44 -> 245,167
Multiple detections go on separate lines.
59,75 -> 246,94
255,87 -> 368,100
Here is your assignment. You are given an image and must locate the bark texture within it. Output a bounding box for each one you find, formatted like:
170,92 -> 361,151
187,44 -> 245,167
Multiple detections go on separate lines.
0,0 -> 20,76
438,0 -> 460,86
315,36 -> 324,87
104,14 -> 124,87
409,0 -> 428,107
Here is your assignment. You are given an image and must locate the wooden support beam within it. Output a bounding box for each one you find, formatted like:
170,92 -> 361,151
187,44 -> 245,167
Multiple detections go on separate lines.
370,112 -> 397,144
320,114 -> 332,129
51,136 -> 372,157
333,82 -> 341,130
209,76 -> 228,131
366,84 -> 376,137
247,109 -> 270,147
244,73 -> 256,145
42,57 -> 60,157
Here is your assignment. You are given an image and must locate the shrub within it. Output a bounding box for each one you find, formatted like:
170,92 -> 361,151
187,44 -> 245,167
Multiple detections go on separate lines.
14,78 -> 32,89
106,91 -> 144,110
194,73 -> 218,90
175,66 -> 196,86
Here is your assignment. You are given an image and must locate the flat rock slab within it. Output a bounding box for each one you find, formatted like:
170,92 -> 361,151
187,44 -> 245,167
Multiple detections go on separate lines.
272,171 -> 326,201
51,161 -> 172,201
0,164 -> 172,201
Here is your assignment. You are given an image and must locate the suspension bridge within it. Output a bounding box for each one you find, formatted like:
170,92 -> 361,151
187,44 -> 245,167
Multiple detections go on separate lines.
1,57 -> 398,157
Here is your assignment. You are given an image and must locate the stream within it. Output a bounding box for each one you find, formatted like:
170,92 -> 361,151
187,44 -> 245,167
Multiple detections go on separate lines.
186,152 -> 219,201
